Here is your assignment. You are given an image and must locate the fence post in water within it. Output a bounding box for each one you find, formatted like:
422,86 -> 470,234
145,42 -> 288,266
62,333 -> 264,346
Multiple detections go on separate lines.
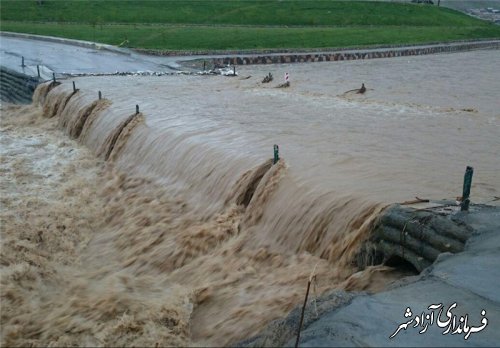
136,104 -> 139,114
21,56 -> 25,67
98,91 -> 102,100
461,166 -> 474,211
37,65 -> 40,78
273,144 -> 280,164
52,72 -> 56,83
233,65 -> 236,75
72,81 -> 77,93
203,61 -> 206,71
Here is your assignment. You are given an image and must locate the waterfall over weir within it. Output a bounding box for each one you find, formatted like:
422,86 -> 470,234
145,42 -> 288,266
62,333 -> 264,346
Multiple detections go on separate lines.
2,50 -> 499,346
4,78 -> 386,346
37,78 -> 386,264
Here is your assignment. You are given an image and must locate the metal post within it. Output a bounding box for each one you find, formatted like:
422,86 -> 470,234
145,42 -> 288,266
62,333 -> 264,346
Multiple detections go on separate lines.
233,66 -> 236,75
98,91 -> 102,100
203,61 -> 206,71
295,280 -> 311,348
52,72 -> 56,83
21,56 -> 25,67
136,104 -> 139,114
273,144 -> 280,164
461,166 -> 474,211
72,81 -> 76,93
37,65 -> 40,78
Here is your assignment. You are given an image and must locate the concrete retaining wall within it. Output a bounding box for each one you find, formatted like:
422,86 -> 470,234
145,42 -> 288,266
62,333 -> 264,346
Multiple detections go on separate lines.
213,40 -> 500,66
0,66 -> 41,104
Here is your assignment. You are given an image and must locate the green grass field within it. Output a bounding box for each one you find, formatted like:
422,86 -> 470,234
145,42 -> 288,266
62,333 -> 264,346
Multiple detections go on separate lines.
1,0 -> 499,51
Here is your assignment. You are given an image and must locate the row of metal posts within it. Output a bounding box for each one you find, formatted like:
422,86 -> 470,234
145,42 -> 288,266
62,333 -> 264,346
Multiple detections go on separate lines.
33,55 -> 473,210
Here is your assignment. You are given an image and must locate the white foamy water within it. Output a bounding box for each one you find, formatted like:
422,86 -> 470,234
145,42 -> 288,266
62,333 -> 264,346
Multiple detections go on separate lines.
1,49 -> 499,347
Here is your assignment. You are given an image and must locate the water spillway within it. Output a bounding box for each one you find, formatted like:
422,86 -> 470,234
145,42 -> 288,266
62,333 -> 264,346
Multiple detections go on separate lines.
2,49 -> 499,346
18,77 -> 387,346
35,76 -> 393,266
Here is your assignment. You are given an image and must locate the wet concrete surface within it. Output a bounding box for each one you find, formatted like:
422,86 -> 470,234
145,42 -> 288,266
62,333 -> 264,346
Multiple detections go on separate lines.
0,33 -> 182,77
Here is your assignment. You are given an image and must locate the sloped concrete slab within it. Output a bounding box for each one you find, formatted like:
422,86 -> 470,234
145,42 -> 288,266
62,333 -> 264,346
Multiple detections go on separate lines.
291,278 -> 500,347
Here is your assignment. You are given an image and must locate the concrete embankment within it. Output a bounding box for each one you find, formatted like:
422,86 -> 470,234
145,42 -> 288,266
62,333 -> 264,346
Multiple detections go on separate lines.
1,31 -> 131,56
213,40 -> 500,66
0,66 -> 41,104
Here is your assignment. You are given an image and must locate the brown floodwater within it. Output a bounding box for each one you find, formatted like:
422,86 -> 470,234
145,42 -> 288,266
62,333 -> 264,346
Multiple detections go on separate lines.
1,49 -> 499,346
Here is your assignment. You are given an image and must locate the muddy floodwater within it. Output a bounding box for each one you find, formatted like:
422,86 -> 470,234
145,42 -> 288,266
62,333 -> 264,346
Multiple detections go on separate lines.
1,49 -> 499,347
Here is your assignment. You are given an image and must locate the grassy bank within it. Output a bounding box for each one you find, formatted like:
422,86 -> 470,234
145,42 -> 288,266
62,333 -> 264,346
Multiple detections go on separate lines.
2,21 -> 499,51
1,0 -> 499,51
1,0 -> 491,26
